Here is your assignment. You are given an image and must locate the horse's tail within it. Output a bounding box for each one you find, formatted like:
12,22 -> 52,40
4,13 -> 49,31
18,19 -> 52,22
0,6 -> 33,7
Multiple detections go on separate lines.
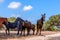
37,21 -> 38,28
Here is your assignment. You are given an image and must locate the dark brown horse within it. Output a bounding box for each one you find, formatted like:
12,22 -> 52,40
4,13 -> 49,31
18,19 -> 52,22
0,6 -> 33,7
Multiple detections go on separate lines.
36,14 -> 45,35
0,18 -> 8,28
21,20 -> 31,36
21,20 -> 35,36
30,24 -> 35,35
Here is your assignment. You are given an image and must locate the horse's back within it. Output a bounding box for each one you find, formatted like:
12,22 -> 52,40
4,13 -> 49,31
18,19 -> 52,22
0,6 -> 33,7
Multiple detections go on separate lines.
0,18 -> 7,22
7,22 -> 17,28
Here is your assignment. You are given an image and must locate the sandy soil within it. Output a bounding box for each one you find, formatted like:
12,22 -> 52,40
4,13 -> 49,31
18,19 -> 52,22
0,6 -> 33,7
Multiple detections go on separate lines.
0,30 -> 60,40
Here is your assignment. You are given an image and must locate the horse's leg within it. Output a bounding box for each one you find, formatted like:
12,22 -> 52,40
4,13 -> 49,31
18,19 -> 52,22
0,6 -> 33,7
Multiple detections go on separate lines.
33,28 -> 35,35
20,26 -> 23,36
27,28 -> 28,36
5,29 -> 7,35
8,29 -> 10,35
17,25 -> 20,35
20,28 -> 22,36
27,28 -> 30,35
17,30 -> 19,35
36,27 -> 39,35
17,28 -> 20,35
36,29 -> 38,35
17,26 -> 20,35
23,28 -> 25,36
39,28 -> 41,35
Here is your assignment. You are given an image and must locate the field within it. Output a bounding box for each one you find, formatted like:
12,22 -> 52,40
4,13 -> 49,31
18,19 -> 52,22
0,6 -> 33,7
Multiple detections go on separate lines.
0,30 -> 60,40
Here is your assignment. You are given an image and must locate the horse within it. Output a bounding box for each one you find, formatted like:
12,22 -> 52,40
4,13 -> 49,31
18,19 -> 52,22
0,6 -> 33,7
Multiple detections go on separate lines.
20,20 -> 31,36
30,24 -> 35,35
0,18 -> 8,28
36,14 -> 45,35
21,20 -> 35,36
2,17 -> 24,35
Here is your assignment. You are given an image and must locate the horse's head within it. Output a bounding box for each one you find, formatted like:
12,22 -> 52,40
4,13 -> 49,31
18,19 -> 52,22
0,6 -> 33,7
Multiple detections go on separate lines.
1,18 -> 8,25
2,21 -> 7,25
15,17 -> 25,26
41,13 -> 46,21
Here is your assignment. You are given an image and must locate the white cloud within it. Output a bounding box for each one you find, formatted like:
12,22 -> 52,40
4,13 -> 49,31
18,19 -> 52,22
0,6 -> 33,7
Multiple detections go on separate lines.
11,14 -> 21,18
23,5 -> 33,11
0,0 -> 4,3
8,2 -> 21,9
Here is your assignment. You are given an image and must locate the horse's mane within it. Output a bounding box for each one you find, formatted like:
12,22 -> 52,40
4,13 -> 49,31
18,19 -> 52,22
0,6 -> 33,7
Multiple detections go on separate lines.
16,17 -> 24,22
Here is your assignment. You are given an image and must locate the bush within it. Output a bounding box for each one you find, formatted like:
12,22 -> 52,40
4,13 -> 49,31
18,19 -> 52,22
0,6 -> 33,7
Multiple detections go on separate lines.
46,25 -> 56,31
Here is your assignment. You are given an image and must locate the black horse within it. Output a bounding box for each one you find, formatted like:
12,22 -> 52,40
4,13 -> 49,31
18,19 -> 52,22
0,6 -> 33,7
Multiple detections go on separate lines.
2,17 -> 24,35
36,14 -> 45,35
30,24 -> 35,35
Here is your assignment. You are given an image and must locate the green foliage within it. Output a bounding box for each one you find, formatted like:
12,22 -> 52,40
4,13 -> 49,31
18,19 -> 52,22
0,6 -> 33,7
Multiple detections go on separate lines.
48,25 -> 56,31
55,28 -> 60,31
43,14 -> 60,31
8,17 -> 16,23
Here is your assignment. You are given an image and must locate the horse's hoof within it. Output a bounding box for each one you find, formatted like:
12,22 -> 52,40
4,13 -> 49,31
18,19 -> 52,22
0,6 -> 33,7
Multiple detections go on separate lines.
33,33 -> 34,35
23,35 -> 25,36
26,34 -> 29,36
8,34 -> 10,35
17,33 -> 19,35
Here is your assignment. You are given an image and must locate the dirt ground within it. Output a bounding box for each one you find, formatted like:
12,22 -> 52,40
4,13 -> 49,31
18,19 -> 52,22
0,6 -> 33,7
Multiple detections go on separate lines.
0,30 -> 60,40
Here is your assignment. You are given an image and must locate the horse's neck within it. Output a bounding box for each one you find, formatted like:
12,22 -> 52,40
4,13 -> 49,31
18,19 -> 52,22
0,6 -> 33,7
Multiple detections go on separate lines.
39,17 -> 43,24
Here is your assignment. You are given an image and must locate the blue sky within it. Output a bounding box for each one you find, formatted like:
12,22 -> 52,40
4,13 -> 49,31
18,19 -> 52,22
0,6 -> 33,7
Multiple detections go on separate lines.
0,0 -> 60,24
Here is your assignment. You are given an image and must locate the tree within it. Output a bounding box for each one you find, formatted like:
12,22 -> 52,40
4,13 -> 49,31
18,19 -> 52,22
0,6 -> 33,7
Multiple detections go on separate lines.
8,17 -> 16,23
43,14 -> 60,31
